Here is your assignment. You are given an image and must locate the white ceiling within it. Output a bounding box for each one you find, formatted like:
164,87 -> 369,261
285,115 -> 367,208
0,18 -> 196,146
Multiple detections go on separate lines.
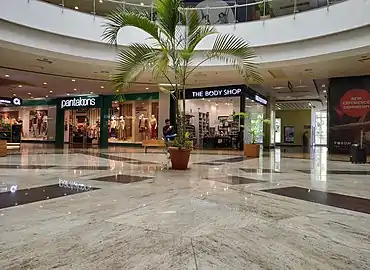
0,46 -> 369,108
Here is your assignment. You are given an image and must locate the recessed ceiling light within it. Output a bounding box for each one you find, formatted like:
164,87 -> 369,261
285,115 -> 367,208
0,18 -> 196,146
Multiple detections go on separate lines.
73,88 -> 77,91
90,91 -> 93,94
18,85 -> 22,88
13,93 -> 16,96
323,90 -> 327,93
100,86 -> 104,89
49,90 -> 53,93
5,75 -> 10,78
99,0 -> 103,3
66,93 -> 70,96
45,95 -> 48,98
28,92 -> 31,95
322,84 -> 326,87
43,82 -> 47,85
273,86 -> 285,90
31,97 -> 34,99
145,87 -> 149,90
140,2 -> 144,6
72,79 -> 76,82
74,6 -> 79,10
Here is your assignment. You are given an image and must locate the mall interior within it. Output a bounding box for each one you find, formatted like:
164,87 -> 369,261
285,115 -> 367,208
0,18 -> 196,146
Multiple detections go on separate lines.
0,0 -> 370,269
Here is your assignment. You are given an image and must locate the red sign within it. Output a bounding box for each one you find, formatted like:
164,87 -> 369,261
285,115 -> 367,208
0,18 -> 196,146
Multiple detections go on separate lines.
340,89 -> 370,117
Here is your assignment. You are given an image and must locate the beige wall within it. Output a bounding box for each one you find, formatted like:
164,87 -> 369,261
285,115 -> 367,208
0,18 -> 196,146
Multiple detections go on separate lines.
276,109 -> 311,145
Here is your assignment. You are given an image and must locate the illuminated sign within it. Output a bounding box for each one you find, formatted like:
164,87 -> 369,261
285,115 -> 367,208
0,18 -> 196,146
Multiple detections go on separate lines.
0,97 -> 22,106
255,95 -> 267,105
60,97 -> 96,109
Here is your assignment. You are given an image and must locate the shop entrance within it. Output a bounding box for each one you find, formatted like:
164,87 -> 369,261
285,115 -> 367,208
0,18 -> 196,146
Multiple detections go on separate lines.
64,108 -> 100,146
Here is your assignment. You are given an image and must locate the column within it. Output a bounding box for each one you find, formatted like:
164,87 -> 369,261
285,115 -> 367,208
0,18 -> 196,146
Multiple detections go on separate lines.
99,95 -> 111,148
159,92 -> 170,138
55,106 -> 64,148
263,95 -> 276,149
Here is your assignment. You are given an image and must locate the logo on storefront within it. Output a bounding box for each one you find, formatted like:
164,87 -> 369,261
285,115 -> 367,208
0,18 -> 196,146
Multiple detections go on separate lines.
61,97 -> 96,108
188,87 -> 242,99
0,97 -> 22,106
255,95 -> 267,105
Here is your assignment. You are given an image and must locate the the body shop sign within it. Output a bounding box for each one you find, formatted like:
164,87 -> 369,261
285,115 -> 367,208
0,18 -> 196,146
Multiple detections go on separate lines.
187,87 -> 242,99
60,96 -> 99,109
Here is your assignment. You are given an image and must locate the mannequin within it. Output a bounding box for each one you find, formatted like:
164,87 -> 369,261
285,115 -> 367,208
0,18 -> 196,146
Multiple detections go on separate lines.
17,117 -> 24,137
138,114 -> 148,141
36,111 -> 43,135
111,116 -> 117,139
118,116 -> 125,140
42,115 -> 48,136
149,114 -> 157,139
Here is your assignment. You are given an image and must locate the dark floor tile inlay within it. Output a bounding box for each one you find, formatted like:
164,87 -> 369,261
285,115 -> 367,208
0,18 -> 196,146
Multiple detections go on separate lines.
196,162 -> 224,166
92,174 -> 153,184
211,156 -> 246,163
263,186 -> 370,214
206,176 -> 264,185
0,184 -> 99,210
296,169 -> 370,175
0,165 -> 56,169
80,152 -> 157,165
240,168 -> 281,173
73,166 -> 111,170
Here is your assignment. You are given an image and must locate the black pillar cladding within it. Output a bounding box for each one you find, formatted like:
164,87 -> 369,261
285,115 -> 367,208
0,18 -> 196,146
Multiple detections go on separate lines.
328,76 -> 370,154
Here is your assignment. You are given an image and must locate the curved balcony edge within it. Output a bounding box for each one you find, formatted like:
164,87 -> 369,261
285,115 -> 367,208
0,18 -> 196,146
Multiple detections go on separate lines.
1,0 -> 369,48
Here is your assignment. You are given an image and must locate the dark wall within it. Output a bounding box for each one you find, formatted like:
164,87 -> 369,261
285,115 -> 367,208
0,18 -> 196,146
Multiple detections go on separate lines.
328,76 -> 370,154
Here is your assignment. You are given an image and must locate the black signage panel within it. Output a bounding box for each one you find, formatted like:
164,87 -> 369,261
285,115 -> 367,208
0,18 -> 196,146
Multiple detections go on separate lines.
185,85 -> 246,99
0,97 -> 22,106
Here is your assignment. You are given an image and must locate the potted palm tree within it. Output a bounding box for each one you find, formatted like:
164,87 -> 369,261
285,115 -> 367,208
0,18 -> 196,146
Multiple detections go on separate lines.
103,0 -> 262,169
234,112 -> 270,158
258,1 -> 274,20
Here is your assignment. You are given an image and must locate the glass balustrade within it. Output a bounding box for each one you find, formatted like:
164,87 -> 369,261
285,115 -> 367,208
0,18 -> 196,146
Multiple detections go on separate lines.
39,0 -> 347,23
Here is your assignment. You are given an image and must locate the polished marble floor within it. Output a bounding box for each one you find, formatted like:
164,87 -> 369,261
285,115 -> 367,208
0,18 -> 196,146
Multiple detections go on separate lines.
0,144 -> 370,269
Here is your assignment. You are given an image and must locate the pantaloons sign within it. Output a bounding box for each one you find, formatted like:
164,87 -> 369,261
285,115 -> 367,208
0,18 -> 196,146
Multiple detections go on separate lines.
60,97 -> 97,109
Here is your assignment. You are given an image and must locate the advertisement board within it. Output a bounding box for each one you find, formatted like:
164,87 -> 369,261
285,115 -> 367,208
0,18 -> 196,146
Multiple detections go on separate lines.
328,76 -> 370,153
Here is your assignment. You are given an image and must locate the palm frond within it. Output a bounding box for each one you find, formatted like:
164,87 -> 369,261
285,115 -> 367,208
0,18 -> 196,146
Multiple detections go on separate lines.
111,43 -> 163,91
102,7 -> 160,45
185,9 -> 217,53
154,0 -> 182,40
206,33 -> 263,84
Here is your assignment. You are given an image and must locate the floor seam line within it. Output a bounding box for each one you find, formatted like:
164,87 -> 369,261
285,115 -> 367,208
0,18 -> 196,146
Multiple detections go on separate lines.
190,238 -> 199,270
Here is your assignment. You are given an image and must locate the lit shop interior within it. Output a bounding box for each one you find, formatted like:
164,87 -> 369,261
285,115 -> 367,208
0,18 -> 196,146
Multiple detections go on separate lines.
179,86 -> 267,149
63,108 -> 101,145
108,99 -> 159,144
0,103 -> 56,142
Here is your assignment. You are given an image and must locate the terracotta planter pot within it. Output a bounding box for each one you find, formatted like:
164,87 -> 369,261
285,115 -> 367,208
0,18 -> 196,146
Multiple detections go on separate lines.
244,144 -> 260,158
168,147 -> 191,170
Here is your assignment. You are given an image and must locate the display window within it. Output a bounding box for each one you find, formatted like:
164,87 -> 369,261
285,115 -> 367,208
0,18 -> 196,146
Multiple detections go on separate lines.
181,97 -> 241,149
64,108 -> 101,145
108,100 -> 159,144
0,106 -> 56,141
243,98 -> 266,144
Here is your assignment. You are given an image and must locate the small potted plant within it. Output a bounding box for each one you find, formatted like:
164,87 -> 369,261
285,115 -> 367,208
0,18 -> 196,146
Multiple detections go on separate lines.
258,1 -> 274,20
234,112 -> 270,158
168,131 -> 193,170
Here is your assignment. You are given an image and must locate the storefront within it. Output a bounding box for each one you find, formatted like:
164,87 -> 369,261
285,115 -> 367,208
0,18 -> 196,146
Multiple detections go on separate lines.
170,84 -> 268,149
108,92 -> 159,144
0,97 -> 24,144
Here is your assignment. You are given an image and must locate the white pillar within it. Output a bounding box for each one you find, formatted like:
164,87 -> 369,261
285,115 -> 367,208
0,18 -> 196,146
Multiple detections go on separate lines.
158,92 -> 170,138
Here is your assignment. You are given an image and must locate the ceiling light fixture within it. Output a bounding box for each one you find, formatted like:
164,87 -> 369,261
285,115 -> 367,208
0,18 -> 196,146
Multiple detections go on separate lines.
45,95 -> 48,98
73,88 -> 77,91
30,97 -> 34,99
18,85 -> 22,88
67,93 -> 70,96
323,90 -> 327,93
5,75 -> 10,78
43,82 -> 47,85
322,84 -> 326,87
100,86 -> 104,89
140,2 -> 144,6
72,79 -> 76,82
28,92 -> 31,95
145,87 -> 149,90
273,86 -> 285,90
13,93 -> 16,96
49,90 -> 53,93
74,6 -> 79,10
90,91 -> 93,94
99,0 -> 103,3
